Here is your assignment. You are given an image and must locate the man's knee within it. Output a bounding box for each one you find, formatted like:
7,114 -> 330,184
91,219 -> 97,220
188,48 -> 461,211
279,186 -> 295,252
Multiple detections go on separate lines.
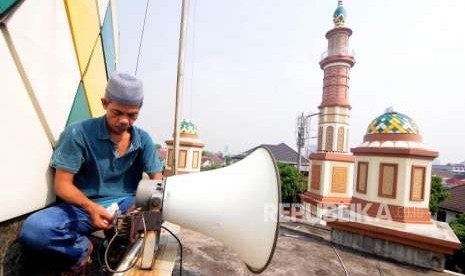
19,211 -> 54,249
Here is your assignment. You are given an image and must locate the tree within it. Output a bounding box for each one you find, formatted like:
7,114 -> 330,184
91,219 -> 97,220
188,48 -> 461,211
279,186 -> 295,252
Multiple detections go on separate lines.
278,162 -> 303,203
429,175 -> 450,214
448,214 -> 465,272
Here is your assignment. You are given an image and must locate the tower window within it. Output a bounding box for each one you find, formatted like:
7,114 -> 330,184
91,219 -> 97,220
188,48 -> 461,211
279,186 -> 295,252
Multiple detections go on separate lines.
325,126 -> 334,151
378,163 -> 398,198
356,162 -> 369,194
317,127 -> 323,151
410,166 -> 426,201
337,127 -> 345,152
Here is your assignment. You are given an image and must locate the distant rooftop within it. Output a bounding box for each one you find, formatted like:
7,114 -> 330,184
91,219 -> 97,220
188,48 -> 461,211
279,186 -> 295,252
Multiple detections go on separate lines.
439,185 -> 465,213
231,143 -> 309,165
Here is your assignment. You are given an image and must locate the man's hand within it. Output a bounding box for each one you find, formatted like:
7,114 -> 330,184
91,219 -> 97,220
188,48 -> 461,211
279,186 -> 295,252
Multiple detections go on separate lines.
83,201 -> 114,229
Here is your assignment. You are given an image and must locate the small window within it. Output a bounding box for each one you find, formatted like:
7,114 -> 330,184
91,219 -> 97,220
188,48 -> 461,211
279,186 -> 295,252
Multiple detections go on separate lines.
311,165 -> 321,191
410,166 -> 426,201
192,151 -> 199,169
437,210 -> 447,222
331,167 -> 347,193
178,150 -> 187,169
378,163 -> 398,198
167,149 -> 173,166
337,127 -> 345,152
317,127 -> 323,151
325,126 -> 334,151
356,162 -> 369,194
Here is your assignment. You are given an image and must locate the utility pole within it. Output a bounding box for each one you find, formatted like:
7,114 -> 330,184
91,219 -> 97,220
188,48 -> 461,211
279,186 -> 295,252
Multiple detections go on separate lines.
296,112 -> 320,190
173,0 -> 190,175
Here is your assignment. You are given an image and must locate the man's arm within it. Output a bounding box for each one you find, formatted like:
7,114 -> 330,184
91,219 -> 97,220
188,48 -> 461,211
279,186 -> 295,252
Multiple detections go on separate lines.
55,169 -> 113,229
148,172 -> 163,180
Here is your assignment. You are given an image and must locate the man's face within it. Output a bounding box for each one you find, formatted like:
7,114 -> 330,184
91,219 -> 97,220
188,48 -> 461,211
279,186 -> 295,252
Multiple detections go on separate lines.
102,98 -> 141,135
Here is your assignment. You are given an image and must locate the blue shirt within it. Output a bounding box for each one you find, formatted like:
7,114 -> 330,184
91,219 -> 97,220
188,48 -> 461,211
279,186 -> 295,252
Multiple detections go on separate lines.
51,116 -> 163,207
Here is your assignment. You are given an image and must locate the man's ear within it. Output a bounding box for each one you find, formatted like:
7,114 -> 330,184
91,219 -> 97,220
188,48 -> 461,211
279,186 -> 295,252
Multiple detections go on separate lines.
101,98 -> 108,109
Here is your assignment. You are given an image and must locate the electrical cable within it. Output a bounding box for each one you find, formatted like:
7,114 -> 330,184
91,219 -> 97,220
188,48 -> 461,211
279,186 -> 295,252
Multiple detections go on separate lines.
103,216 -> 148,274
161,225 -> 183,276
134,0 -> 151,76
332,245 -> 350,276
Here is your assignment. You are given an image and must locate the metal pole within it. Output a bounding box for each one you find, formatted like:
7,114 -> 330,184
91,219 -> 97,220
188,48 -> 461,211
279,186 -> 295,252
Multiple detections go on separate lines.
173,0 -> 190,175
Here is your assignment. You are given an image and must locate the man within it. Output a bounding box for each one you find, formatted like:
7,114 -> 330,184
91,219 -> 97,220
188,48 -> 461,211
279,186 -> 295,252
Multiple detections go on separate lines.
20,72 -> 163,274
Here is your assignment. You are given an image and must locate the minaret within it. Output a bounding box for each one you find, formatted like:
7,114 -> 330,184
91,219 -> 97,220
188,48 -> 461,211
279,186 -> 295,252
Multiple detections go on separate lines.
302,0 -> 356,220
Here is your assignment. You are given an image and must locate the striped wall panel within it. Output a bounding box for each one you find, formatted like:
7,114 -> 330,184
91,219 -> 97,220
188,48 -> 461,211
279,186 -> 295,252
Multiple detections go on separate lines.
67,82 -> 91,126
0,0 -> 18,14
83,37 -> 108,117
96,0 -> 109,26
102,4 -> 116,78
0,32 -> 54,222
5,0 -> 81,145
64,0 -> 100,75
0,0 -> 119,222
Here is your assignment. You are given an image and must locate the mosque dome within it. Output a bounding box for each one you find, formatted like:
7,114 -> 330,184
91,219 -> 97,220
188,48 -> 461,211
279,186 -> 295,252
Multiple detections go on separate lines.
333,1 -> 347,27
366,110 -> 419,135
180,119 -> 198,135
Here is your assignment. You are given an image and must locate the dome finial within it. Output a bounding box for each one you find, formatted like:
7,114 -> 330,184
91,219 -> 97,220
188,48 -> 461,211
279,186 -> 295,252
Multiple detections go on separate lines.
333,0 -> 347,27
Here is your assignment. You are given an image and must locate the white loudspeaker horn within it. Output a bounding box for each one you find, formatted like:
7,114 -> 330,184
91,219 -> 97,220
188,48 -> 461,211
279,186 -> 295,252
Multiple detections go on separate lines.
161,147 -> 280,273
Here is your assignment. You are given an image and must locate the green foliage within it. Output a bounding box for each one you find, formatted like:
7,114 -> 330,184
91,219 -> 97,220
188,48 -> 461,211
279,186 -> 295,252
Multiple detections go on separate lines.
201,164 -> 221,171
429,176 -> 449,214
451,214 -> 465,246
278,162 -> 303,203
448,213 -> 465,272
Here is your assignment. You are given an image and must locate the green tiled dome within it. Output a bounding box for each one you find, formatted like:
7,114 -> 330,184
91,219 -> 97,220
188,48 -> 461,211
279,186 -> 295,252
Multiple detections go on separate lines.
180,119 -> 198,135
333,1 -> 347,27
367,111 -> 419,135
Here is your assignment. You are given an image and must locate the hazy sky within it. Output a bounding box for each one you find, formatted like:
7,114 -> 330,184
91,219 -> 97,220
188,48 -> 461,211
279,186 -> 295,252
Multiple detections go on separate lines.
117,0 -> 465,163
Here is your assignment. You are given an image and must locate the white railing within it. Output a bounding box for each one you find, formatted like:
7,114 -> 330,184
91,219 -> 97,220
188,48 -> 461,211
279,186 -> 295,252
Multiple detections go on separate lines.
320,48 -> 355,60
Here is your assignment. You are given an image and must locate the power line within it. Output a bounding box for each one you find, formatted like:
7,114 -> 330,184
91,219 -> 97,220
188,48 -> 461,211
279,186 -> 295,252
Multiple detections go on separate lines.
189,0 -> 198,119
135,0 -> 151,76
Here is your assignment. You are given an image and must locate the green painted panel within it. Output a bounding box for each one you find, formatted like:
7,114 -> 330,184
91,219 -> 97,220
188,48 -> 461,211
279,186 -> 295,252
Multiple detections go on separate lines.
66,82 -> 91,126
0,0 -> 18,14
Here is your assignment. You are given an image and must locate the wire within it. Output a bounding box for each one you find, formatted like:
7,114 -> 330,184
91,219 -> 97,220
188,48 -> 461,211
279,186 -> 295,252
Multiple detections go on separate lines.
188,0 -> 198,119
332,245 -> 350,276
103,216 -> 148,273
135,0 -> 151,76
161,225 -> 183,276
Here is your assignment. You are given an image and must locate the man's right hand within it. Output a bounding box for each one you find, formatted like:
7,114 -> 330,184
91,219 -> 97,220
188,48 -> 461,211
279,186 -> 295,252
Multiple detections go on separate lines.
84,202 -> 114,229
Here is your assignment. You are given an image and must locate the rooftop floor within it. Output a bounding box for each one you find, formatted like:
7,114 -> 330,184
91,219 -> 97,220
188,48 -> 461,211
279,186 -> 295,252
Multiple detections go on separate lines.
173,222 -> 451,276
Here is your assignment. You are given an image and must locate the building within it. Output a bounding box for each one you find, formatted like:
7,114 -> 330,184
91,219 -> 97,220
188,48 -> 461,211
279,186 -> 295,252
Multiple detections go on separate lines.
301,0 -> 356,219
164,119 -> 205,176
300,1 -> 460,271
232,143 -> 309,174
437,185 -> 465,223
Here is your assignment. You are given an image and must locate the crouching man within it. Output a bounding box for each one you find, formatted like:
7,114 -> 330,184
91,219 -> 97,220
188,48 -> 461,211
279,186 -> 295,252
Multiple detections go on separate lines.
19,72 -> 163,275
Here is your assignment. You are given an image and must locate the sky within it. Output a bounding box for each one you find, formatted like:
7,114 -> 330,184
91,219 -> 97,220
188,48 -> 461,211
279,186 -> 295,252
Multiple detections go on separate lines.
117,0 -> 465,163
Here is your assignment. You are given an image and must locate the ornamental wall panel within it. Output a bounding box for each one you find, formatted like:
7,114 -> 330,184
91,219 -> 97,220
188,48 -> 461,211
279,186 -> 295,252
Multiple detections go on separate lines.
0,0 -> 18,14
410,166 -> 426,201
67,82 -> 91,126
64,0 -> 100,75
0,33 -> 54,222
6,0 -> 81,144
311,165 -> 322,191
82,38 -> 107,117
331,167 -> 347,193
96,0 -> 109,26
102,5 -> 116,78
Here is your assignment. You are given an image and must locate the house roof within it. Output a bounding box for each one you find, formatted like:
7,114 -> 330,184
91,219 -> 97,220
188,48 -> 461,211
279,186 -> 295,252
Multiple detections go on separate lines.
439,184 -> 465,213
445,178 -> 465,186
232,143 -> 309,165
432,171 -> 454,179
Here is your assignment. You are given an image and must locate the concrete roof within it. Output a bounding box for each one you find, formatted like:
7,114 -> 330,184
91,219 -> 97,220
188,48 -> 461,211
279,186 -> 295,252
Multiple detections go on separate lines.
173,223 -> 449,276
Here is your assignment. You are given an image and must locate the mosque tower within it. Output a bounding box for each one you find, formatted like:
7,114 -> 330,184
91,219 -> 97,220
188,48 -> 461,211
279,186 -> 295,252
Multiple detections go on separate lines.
302,0 -> 356,219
